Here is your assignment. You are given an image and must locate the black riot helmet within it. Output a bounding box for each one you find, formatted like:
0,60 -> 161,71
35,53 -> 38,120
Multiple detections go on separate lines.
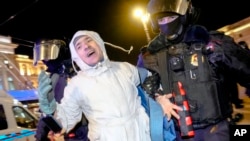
147,0 -> 200,41
33,38 -> 75,76
33,39 -> 70,65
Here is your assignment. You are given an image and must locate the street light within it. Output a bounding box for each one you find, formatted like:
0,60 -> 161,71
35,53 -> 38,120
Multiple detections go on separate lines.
133,8 -> 151,44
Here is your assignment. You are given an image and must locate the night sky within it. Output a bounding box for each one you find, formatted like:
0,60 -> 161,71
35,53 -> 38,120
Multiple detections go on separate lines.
0,0 -> 249,65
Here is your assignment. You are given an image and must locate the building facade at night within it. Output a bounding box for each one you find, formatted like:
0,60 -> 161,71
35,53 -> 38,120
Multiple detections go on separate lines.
218,16 -> 250,48
0,35 -> 46,90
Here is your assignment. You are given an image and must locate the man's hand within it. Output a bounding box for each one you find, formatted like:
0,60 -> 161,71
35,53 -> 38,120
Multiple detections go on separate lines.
48,128 -> 66,141
155,93 -> 183,120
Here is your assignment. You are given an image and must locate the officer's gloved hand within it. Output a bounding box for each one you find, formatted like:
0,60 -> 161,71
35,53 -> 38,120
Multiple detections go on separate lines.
142,72 -> 163,98
38,71 -> 57,115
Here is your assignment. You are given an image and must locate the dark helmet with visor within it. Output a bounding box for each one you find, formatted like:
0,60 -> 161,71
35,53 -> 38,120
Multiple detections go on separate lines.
33,39 -> 69,65
147,0 -> 199,41
33,39 -> 74,75
147,0 -> 191,17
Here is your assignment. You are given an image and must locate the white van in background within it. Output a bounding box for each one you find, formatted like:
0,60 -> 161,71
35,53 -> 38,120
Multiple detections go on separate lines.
0,90 -> 38,141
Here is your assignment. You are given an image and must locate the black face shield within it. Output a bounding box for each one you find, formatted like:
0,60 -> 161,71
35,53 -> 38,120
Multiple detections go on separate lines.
157,14 -> 184,40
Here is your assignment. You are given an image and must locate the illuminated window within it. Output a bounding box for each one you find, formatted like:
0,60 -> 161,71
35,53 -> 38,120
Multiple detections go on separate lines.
8,77 -> 15,90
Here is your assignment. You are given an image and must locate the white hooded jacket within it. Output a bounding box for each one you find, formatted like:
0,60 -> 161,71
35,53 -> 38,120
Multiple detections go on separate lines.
56,30 -> 151,141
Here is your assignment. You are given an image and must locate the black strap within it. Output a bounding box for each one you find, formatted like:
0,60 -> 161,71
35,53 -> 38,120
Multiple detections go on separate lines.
156,49 -> 172,94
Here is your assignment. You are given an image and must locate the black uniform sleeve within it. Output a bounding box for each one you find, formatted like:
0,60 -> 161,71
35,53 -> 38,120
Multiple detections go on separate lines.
210,31 -> 250,88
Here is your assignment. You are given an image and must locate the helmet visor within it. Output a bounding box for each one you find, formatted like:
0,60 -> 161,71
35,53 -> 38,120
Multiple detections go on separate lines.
148,0 -> 190,16
33,40 -> 65,66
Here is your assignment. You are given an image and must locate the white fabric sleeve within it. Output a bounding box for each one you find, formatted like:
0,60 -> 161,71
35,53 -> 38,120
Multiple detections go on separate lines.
55,83 -> 82,133
128,63 -> 140,86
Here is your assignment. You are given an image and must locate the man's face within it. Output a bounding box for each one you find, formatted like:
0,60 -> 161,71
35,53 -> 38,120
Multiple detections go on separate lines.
74,35 -> 104,66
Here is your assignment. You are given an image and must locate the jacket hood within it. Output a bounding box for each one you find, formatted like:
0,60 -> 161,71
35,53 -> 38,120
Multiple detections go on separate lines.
69,30 -> 111,75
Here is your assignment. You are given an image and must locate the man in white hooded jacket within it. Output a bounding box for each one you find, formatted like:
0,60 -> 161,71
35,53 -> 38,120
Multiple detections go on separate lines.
52,30 -> 151,141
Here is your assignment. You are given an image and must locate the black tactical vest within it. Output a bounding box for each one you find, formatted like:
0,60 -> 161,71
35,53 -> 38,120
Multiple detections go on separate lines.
143,40 -> 233,129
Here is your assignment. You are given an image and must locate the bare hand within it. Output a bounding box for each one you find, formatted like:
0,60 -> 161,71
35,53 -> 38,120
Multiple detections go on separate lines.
47,129 -> 66,141
155,93 -> 183,120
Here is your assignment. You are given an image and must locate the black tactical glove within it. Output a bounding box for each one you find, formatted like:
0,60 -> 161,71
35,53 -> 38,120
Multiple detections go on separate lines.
142,72 -> 163,98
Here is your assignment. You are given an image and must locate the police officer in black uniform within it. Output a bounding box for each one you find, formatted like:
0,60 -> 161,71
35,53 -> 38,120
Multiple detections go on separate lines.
140,0 -> 250,141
